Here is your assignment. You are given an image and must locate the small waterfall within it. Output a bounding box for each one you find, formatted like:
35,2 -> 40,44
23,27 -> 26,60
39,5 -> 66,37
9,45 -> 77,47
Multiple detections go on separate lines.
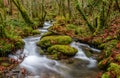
70,41 -> 100,68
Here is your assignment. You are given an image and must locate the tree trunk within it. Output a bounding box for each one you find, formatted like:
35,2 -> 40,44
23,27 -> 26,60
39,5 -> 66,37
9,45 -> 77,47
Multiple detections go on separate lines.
75,0 -> 94,32
68,0 -> 71,19
115,0 -> 120,12
12,0 -> 34,26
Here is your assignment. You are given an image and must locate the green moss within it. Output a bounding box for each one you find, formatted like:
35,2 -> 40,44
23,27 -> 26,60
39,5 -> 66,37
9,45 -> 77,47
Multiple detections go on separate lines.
39,49 -> 44,55
23,27 -> 33,37
0,37 -> 24,56
115,54 -> 120,61
84,51 -> 92,57
1,62 -> 10,67
107,63 -> 120,77
32,29 -> 40,35
41,32 -> 55,38
105,36 -> 112,41
100,40 -> 118,57
66,24 -> 77,30
47,45 -> 78,57
98,57 -> 113,69
37,36 -> 72,48
93,37 -> 103,45
14,39 -> 24,49
102,72 -> 110,78
0,41 -> 14,56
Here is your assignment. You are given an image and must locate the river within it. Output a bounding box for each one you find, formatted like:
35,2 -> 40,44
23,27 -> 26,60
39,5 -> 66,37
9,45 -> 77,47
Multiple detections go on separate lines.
9,21 -> 100,78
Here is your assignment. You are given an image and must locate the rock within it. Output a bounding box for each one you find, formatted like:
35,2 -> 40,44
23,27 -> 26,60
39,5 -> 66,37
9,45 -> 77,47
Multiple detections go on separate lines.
37,36 -> 72,48
41,32 -> 56,38
32,29 -> 40,35
47,45 -> 78,59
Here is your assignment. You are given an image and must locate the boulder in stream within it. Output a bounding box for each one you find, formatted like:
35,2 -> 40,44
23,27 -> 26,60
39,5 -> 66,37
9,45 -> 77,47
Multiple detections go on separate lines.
37,36 -> 72,48
47,45 -> 78,59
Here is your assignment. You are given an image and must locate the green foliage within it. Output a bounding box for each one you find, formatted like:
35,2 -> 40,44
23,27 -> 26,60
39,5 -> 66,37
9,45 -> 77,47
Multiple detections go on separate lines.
14,39 -> 24,49
22,27 -> 33,37
100,40 -> 118,57
37,36 -> 72,48
66,24 -> 77,30
0,40 -> 14,56
102,72 -> 110,78
92,37 -> 103,45
115,54 -> 120,61
108,63 -> 120,77
98,57 -> 113,70
47,45 -> 78,59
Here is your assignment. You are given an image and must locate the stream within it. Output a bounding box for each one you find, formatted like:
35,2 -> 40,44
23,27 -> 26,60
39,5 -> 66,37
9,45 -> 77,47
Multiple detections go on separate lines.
9,21 -> 101,78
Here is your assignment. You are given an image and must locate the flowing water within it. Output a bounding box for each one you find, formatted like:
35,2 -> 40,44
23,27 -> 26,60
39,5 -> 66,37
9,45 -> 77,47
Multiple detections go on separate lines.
9,21 -> 100,78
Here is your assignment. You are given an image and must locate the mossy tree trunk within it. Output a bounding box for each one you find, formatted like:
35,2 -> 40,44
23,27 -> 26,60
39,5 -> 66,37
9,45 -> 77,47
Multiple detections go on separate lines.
38,0 -> 46,27
12,0 -> 34,27
67,0 -> 71,19
115,0 -> 120,12
0,0 -> 7,38
74,0 -> 94,33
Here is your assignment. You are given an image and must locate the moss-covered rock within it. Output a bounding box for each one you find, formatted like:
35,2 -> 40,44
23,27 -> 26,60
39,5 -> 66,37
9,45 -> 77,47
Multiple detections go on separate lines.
37,36 -> 72,48
32,29 -> 40,35
47,45 -> 78,59
14,39 -> 24,49
84,51 -> 92,57
22,27 -> 33,37
41,32 -> 56,38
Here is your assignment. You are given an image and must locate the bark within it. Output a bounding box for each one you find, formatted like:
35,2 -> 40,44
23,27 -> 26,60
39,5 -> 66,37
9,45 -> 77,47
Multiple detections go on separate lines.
68,0 -> 71,18
75,0 -> 94,32
115,0 -> 120,12
12,0 -> 34,26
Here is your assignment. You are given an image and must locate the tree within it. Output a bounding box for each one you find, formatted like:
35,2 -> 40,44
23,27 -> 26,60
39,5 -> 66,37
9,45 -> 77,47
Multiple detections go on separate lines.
12,0 -> 34,27
75,0 -> 94,32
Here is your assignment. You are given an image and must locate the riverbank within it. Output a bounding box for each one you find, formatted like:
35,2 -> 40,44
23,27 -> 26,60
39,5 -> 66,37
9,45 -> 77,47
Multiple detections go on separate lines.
48,16 -> 120,77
